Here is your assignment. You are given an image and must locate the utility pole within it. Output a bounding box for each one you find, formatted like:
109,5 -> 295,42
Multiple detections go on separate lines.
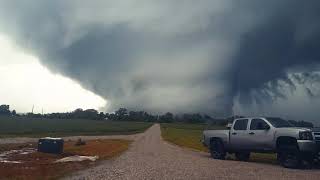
31,105 -> 34,114
41,108 -> 44,120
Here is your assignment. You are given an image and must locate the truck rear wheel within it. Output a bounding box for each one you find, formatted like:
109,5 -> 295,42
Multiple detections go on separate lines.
210,139 -> 226,160
235,152 -> 250,161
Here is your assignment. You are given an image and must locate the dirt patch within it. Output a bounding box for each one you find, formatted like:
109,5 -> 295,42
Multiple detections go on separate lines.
0,139 -> 130,180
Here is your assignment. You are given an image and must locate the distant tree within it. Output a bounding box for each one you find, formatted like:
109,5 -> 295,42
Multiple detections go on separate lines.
115,108 -> 128,116
203,114 -> 212,120
83,109 -> 99,119
174,115 -> 181,122
216,119 -> 229,126
107,113 -> 117,121
41,108 -> 101,120
115,108 -> 128,121
159,112 -> 174,123
98,112 -> 105,120
104,113 -> 110,120
0,105 -> 11,115
72,108 -> 84,119
126,110 -> 157,122
128,111 -> 138,121
74,108 -> 84,113
26,112 -> 42,118
182,113 -> 204,123
11,110 -> 17,116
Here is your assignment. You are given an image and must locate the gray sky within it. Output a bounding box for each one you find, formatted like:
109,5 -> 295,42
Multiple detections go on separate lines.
0,34 -> 106,113
0,1 -> 319,123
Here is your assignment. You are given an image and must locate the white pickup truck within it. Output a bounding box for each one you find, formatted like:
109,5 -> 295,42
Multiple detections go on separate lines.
202,117 -> 320,168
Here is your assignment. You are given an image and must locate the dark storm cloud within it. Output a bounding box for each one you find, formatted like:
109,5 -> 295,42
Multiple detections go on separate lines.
0,0 -> 320,120
230,1 -> 320,106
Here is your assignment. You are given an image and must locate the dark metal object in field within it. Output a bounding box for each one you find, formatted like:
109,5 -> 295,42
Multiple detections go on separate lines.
75,138 -> 86,146
38,137 -> 64,154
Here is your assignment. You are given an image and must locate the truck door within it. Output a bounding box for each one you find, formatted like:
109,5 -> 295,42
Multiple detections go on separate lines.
247,118 -> 274,151
230,119 -> 250,150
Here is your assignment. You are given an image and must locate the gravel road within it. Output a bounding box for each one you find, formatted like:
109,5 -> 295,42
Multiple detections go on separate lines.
65,124 -> 320,180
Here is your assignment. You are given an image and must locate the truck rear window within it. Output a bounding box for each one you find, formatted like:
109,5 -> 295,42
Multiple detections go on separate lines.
233,119 -> 248,130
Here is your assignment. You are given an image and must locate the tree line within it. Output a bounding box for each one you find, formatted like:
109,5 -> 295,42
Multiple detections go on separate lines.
0,105 -> 16,116
0,104 -> 315,127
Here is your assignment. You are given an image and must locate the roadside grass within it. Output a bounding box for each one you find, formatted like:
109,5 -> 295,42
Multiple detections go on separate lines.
161,123 -> 216,152
0,139 -> 131,180
160,123 -> 277,165
0,116 -> 153,138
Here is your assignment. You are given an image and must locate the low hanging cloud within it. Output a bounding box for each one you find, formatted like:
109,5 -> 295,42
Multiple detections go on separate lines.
0,0 -> 319,120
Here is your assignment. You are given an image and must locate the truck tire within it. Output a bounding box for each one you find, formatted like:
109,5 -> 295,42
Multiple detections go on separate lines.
235,152 -> 250,161
278,151 -> 301,168
277,137 -> 302,169
210,139 -> 226,160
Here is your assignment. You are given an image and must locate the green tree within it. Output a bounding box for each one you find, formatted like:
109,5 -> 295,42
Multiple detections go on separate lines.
11,110 -> 17,116
159,112 -> 174,123
115,108 -> 128,120
0,105 -> 11,115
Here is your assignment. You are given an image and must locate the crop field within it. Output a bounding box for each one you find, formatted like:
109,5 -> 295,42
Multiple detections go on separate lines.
0,116 -> 153,138
160,123 -> 277,165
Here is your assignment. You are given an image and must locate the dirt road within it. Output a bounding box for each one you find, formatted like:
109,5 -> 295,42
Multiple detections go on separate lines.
66,124 -> 320,180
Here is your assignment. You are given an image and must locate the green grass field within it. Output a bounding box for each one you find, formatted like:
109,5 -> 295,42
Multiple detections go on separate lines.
160,123 -> 277,165
0,116 -> 153,138
161,123 -> 225,152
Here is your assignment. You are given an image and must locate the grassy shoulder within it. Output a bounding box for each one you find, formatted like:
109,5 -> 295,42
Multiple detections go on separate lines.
0,116 -> 153,138
161,123 -> 211,152
0,139 -> 131,180
160,123 -> 277,165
